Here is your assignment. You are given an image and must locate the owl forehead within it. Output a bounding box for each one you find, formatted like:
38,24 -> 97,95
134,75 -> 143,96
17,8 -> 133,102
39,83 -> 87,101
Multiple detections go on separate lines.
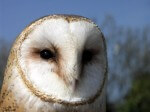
24,17 -> 103,52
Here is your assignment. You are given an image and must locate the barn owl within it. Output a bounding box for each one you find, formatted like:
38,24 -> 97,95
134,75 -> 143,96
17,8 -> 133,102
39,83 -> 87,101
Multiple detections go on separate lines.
0,14 -> 107,112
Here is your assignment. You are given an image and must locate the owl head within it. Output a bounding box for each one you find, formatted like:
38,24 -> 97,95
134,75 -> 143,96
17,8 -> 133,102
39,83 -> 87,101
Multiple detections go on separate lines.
11,15 -> 107,106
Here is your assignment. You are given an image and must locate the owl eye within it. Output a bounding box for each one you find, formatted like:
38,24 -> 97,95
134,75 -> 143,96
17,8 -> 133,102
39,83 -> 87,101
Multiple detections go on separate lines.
82,50 -> 93,64
40,49 -> 55,60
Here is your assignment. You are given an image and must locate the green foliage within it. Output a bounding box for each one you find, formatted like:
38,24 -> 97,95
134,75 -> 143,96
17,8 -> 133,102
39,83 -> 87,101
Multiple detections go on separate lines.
117,73 -> 150,112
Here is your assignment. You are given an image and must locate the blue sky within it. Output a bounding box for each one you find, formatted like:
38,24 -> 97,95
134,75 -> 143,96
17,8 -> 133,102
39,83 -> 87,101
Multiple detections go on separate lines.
0,0 -> 150,42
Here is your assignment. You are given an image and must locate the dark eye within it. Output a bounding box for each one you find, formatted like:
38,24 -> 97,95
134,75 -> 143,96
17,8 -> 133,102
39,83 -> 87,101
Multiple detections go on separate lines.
40,49 -> 55,60
82,50 -> 93,64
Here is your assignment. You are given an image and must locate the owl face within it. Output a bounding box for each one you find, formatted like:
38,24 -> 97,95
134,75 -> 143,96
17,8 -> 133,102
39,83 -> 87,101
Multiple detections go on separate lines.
17,15 -> 107,104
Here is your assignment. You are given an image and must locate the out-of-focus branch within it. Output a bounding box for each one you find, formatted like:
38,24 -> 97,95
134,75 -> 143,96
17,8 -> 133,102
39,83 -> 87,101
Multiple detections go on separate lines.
0,38 -> 10,87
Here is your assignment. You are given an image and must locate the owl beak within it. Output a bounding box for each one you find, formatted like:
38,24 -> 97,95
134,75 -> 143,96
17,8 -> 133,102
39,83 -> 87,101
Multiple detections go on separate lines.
67,64 -> 81,91
68,78 -> 79,92
62,51 -> 81,91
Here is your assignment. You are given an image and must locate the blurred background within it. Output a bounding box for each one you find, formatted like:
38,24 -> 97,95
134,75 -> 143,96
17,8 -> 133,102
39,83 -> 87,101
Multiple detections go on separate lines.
0,0 -> 150,111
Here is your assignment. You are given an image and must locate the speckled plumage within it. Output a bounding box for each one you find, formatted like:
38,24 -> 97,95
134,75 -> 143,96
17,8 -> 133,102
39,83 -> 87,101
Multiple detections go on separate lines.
0,15 -> 107,112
